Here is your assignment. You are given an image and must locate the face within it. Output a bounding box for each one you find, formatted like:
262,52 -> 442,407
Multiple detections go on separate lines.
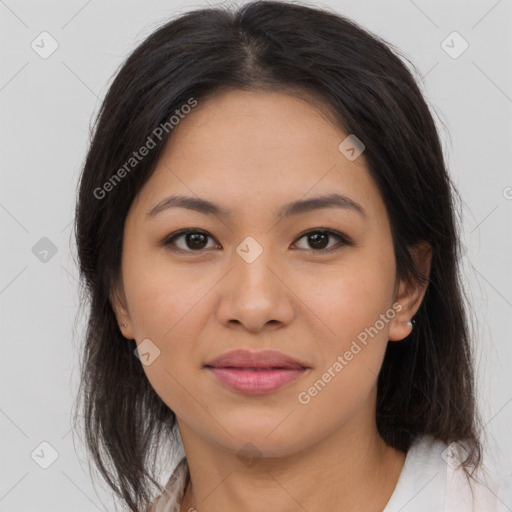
111,89 -> 430,458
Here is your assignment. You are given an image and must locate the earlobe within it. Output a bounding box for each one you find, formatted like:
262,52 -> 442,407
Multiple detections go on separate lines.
388,241 -> 432,342
109,284 -> 133,339
388,317 -> 414,342
388,317 -> 415,342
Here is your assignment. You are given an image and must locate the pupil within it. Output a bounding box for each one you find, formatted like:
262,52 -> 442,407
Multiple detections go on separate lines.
187,233 -> 206,249
309,232 -> 328,249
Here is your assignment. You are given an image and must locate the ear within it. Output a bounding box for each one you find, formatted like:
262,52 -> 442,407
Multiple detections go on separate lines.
388,241 -> 432,342
110,280 -> 134,339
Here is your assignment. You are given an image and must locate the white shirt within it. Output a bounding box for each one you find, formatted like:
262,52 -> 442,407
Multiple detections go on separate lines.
382,436 -> 511,511
149,435 -> 512,511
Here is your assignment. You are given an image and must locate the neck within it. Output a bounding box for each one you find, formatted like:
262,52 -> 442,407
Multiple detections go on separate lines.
178,407 -> 406,512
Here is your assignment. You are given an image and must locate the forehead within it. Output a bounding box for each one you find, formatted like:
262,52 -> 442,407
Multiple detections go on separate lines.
130,89 -> 385,223
165,88 -> 345,160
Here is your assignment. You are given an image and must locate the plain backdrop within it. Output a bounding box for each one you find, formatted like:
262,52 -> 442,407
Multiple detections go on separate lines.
1,0 -> 511,510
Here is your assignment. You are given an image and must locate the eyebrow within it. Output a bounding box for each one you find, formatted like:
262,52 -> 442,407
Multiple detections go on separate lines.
146,193 -> 367,221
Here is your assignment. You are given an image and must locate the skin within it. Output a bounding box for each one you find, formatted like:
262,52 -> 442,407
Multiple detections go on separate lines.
111,89 -> 432,512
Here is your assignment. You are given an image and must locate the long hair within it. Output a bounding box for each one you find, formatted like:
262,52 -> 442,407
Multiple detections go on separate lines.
73,1 -> 482,510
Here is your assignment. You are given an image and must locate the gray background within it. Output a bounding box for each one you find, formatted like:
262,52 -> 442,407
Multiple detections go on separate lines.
1,0 -> 511,510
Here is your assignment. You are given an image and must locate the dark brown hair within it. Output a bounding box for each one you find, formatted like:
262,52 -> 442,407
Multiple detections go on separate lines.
73,1 -> 482,510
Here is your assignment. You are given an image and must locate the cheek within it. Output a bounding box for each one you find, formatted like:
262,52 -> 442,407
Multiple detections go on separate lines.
121,246 -> 216,386
122,246 -> 212,339
294,247 -> 396,416
304,249 -> 396,347
292,265 -> 395,438
303,282 -> 391,403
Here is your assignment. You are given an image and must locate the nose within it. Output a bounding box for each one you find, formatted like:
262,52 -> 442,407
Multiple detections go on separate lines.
215,243 -> 295,333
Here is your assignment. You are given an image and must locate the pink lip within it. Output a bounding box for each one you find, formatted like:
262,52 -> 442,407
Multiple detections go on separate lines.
204,349 -> 310,395
207,367 -> 307,394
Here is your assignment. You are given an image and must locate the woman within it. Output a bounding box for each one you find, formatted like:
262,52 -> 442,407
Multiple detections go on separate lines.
73,1 -> 510,511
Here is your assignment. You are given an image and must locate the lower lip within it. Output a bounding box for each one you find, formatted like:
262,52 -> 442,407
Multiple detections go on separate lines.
206,367 -> 307,395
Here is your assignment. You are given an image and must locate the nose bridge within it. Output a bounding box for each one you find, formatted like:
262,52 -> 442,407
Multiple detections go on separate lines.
232,234 -> 276,294
215,234 -> 294,331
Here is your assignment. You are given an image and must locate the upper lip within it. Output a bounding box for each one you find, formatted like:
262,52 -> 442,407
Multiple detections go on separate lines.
204,349 -> 310,369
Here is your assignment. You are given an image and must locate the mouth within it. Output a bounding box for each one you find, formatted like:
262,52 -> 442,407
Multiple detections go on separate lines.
204,349 -> 310,395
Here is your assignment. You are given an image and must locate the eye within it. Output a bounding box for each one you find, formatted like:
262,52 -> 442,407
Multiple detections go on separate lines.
163,228 -> 352,255
292,229 -> 352,254
164,229 -> 218,253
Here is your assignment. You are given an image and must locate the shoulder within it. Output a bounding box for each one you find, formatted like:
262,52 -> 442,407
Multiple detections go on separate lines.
384,435 -> 511,512
147,457 -> 189,512
149,442 -> 512,512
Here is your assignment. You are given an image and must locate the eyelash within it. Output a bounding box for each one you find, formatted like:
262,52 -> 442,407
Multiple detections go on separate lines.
163,228 -> 353,256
